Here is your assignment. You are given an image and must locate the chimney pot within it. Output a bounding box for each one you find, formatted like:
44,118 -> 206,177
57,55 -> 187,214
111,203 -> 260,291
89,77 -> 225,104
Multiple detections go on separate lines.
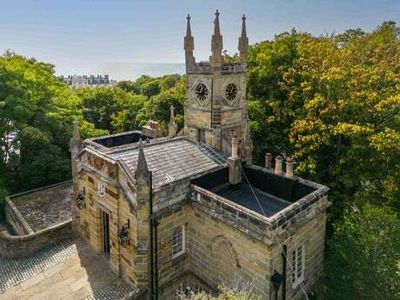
285,158 -> 294,177
230,137 -> 240,159
265,153 -> 273,169
274,155 -> 283,174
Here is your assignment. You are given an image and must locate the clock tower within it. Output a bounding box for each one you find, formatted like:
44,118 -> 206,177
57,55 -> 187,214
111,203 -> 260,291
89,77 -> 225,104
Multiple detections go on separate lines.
183,11 -> 252,162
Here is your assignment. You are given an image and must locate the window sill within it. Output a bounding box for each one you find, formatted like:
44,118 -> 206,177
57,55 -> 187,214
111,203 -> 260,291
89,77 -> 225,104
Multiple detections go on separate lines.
172,252 -> 187,264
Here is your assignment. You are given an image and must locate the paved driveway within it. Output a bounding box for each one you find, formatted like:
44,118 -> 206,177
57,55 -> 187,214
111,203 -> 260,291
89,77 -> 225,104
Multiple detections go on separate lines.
0,238 -> 137,300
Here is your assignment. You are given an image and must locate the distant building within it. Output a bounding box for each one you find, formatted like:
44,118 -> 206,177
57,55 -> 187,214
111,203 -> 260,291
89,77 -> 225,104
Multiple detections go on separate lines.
60,74 -> 117,88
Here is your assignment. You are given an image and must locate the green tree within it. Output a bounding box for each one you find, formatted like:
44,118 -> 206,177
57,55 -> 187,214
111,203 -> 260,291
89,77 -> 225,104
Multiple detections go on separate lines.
247,30 -> 305,161
323,204 -> 400,299
0,52 -> 104,192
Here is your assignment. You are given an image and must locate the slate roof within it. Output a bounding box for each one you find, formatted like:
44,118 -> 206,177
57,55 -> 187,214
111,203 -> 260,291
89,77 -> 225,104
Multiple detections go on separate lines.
108,138 -> 226,189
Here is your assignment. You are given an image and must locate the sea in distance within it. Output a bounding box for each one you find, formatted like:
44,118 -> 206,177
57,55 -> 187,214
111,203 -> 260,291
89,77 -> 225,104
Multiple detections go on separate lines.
92,62 -> 185,81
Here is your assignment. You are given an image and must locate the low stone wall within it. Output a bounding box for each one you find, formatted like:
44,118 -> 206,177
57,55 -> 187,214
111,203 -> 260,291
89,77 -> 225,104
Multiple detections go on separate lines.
5,196 -> 34,235
0,219 -> 73,259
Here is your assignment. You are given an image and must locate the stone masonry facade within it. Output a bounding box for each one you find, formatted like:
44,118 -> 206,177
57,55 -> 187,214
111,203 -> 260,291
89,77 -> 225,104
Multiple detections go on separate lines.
0,11 -> 330,300
66,11 -> 330,300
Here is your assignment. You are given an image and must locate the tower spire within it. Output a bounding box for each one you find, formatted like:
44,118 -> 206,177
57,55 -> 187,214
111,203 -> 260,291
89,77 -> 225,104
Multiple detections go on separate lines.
238,14 -> 249,64
184,14 -> 195,72
213,9 -> 221,36
210,9 -> 223,69
168,105 -> 177,138
186,14 -> 192,37
136,139 -> 149,182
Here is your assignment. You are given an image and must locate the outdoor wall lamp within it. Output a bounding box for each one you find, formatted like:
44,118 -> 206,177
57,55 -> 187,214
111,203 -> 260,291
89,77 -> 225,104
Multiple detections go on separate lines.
118,220 -> 130,247
271,269 -> 284,300
76,189 -> 85,210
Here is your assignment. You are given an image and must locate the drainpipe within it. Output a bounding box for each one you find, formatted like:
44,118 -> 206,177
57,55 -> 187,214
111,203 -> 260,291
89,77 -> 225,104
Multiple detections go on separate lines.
153,217 -> 159,300
282,245 -> 287,300
148,171 -> 159,300
149,172 -> 154,300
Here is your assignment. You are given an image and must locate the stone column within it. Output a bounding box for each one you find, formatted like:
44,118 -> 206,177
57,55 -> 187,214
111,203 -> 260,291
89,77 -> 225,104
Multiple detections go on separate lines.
69,120 -> 82,231
135,139 -> 151,287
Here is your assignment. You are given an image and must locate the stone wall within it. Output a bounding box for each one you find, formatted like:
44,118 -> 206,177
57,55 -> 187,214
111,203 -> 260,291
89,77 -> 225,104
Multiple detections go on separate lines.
74,149 -> 329,299
189,184 -> 329,299
76,153 -> 138,286
186,204 -> 272,298
156,203 -> 190,299
270,203 -> 328,300
0,220 -> 72,259
5,196 -> 33,235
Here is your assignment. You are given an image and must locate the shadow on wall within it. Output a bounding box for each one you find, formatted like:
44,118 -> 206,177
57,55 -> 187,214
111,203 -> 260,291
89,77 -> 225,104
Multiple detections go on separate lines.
0,220 -> 73,259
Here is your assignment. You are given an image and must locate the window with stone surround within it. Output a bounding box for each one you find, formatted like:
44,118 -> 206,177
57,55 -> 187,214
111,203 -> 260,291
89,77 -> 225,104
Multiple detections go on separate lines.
291,244 -> 305,288
172,225 -> 185,258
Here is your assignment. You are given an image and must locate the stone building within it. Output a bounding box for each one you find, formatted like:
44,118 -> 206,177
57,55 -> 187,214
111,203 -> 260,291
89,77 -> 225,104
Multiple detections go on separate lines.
60,74 -> 117,88
67,11 -> 330,300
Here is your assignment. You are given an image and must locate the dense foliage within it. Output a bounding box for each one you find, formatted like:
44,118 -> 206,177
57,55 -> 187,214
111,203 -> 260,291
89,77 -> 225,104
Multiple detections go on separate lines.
0,52 -> 185,193
247,22 -> 400,299
0,21 -> 399,299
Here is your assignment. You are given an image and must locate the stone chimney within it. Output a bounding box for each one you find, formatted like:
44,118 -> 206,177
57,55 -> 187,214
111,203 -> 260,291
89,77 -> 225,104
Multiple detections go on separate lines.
142,120 -> 162,139
265,153 -> 273,169
285,158 -> 294,177
228,137 -> 241,187
274,155 -> 283,174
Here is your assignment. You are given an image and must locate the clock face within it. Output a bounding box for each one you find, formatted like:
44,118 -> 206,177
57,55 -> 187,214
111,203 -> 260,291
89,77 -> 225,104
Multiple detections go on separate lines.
195,83 -> 209,101
225,83 -> 238,101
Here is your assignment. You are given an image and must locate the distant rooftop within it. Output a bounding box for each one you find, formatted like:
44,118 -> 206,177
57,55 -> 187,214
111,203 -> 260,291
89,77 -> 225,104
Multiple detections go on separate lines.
60,74 -> 117,88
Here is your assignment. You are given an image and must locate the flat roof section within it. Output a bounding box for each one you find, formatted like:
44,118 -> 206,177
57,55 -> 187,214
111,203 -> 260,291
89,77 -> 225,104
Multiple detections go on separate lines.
92,131 -> 151,148
214,184 -> 291,217
8,181 -> 72,232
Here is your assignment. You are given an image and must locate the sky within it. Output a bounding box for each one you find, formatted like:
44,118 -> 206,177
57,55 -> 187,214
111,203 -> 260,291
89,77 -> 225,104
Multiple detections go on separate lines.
0,0 -> 399,79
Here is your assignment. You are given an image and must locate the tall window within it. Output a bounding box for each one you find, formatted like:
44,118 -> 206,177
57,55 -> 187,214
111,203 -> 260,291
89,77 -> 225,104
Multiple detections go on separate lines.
292,244 -> 305,288
172,225 -> 185,258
